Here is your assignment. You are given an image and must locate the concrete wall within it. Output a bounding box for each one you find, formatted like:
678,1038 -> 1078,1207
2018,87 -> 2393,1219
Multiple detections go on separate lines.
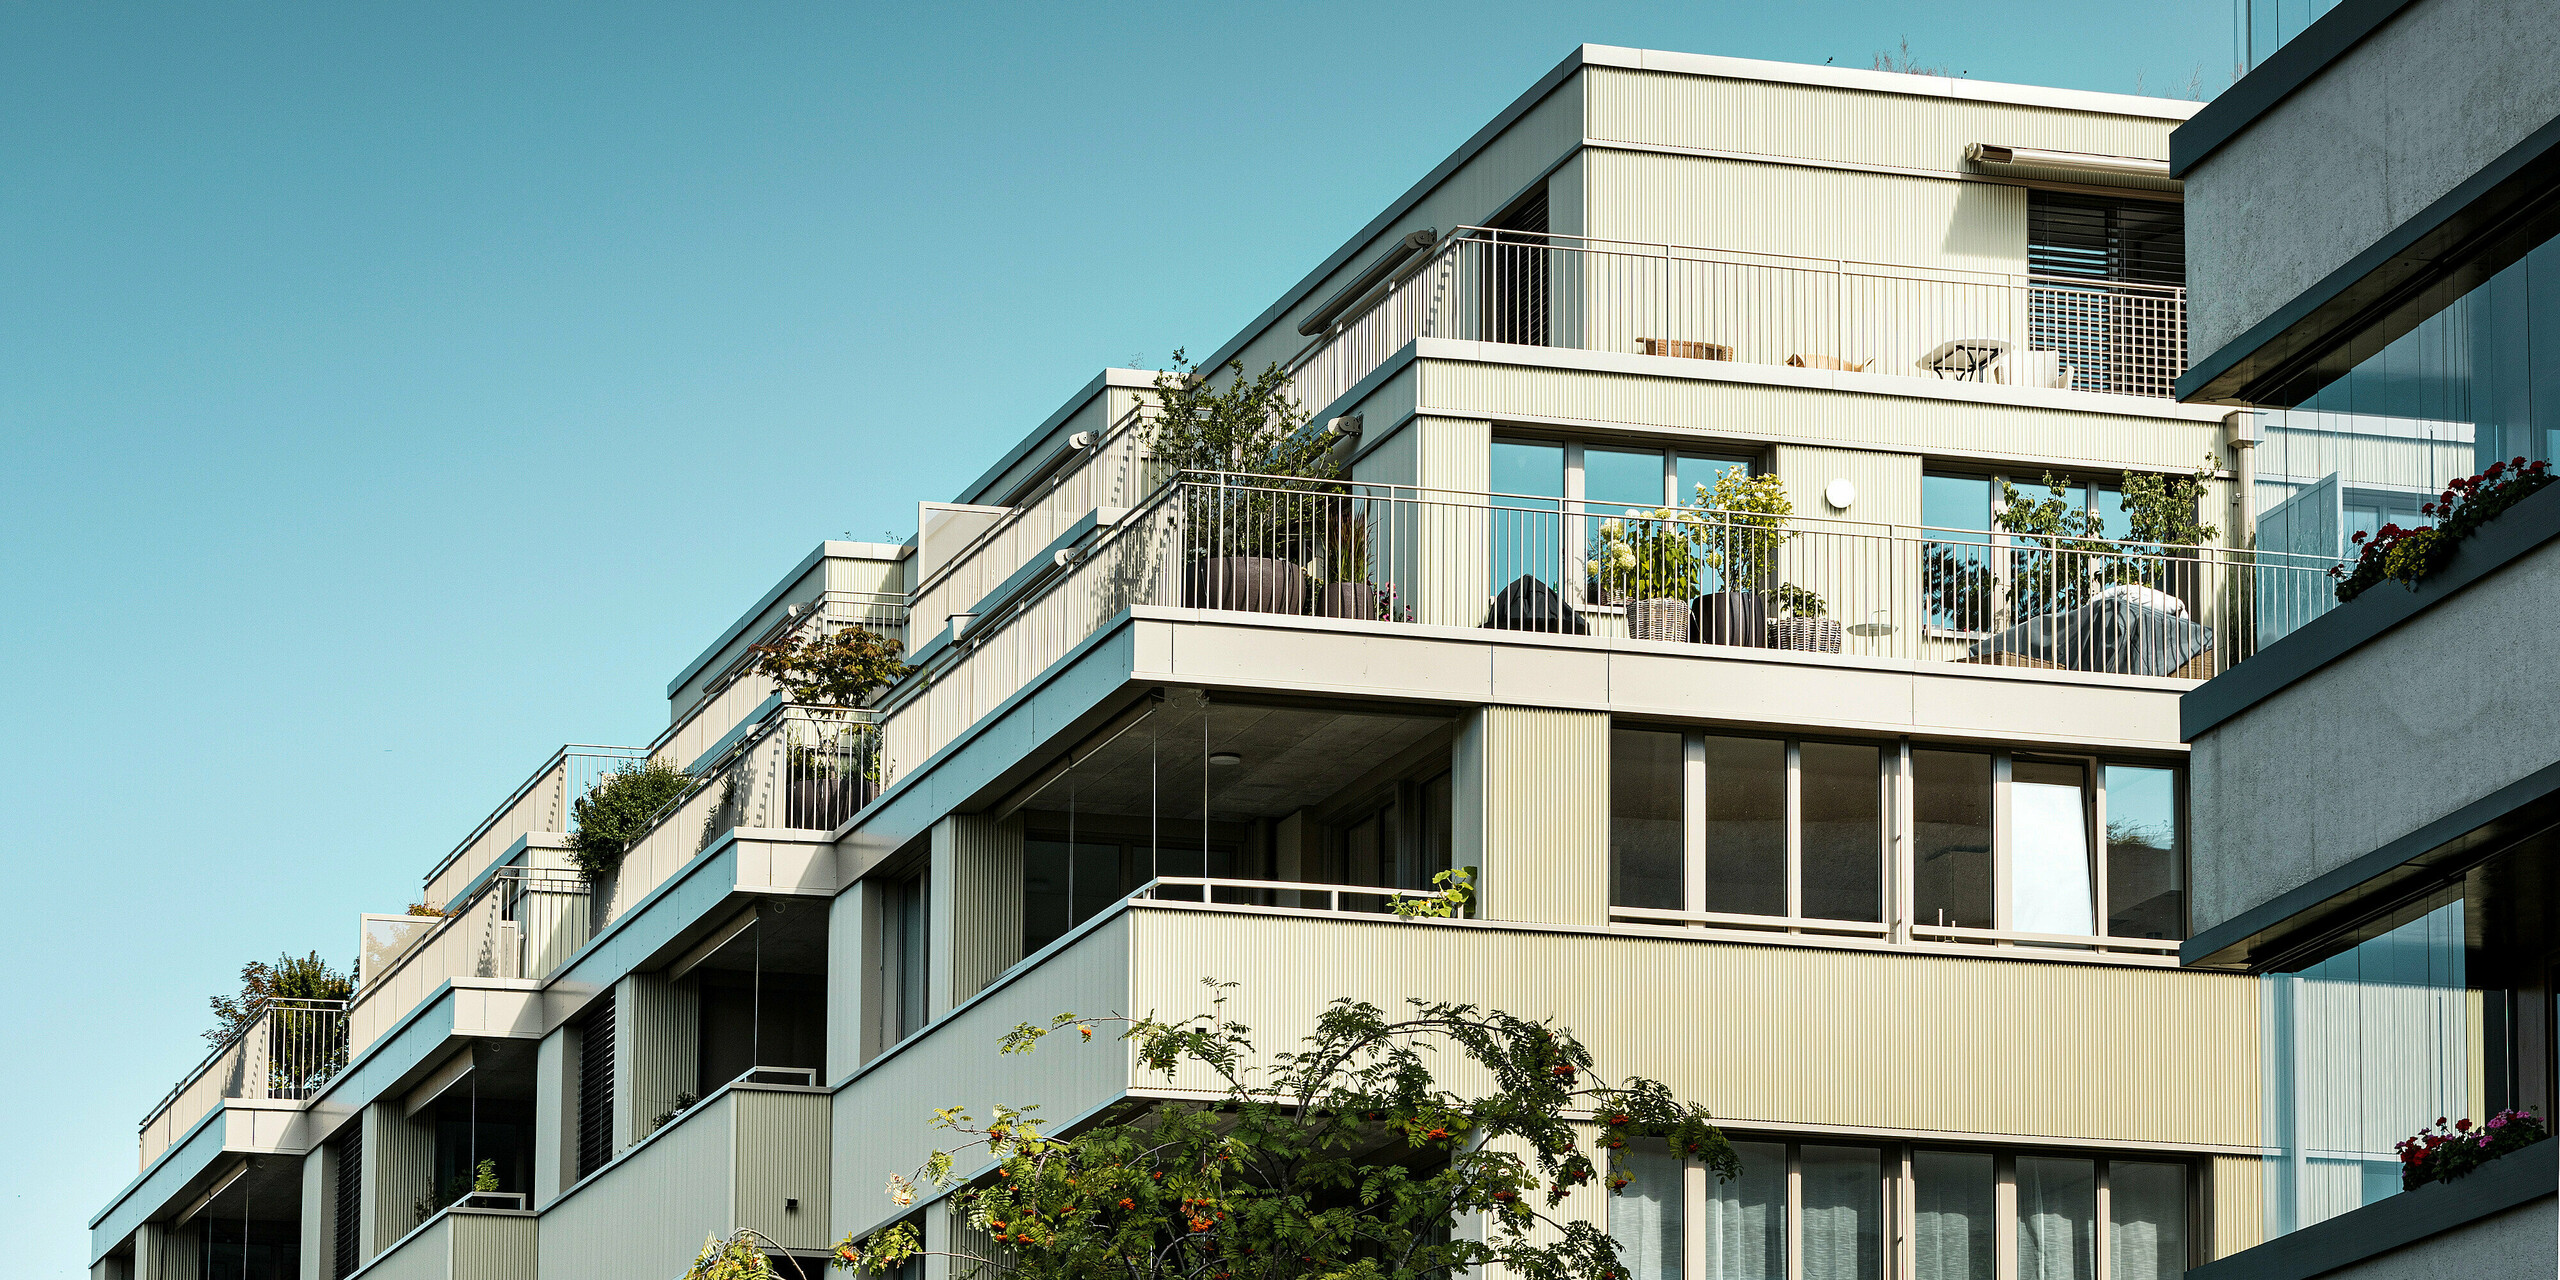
2307,1195 -> 2555,1279
2184,0 -> 2560,362
2188,536 -> 2560,933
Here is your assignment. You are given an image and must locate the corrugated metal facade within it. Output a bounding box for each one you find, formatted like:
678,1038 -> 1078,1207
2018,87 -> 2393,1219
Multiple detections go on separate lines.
620,971 -> 697,1150
933,814 -> 1024,1012
352,1215 -> 448,1280
1128,907 -> 2260,1150
1418,359 -> 2224,475
1583,68 -> 2175,174
1471,706 -> 1611,927
454,1212 -> 539,1280
537,1090 -> 735,1280
832,915 -> 1134,1244
367,1104 -> 436,1257
1584,150 -> 2029,270
1772,444 -> 1923,526
732,1089 -> 833,1252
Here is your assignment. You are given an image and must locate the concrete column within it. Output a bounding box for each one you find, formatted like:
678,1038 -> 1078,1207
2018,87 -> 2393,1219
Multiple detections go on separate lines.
617,970 -> 698,1147
1453,706 -> 1610,927
299,1143 -> 335,1280
927,814 -> 1024,1015
533,1024 -> 572,1207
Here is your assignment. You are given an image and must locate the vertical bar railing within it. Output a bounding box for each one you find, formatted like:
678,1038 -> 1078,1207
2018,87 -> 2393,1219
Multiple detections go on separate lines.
1286,228 -> 2190,411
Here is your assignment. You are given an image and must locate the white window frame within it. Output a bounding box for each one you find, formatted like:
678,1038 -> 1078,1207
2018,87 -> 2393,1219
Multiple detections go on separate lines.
1613,1140 -> 2195,1280
1613,730 -> 2185,955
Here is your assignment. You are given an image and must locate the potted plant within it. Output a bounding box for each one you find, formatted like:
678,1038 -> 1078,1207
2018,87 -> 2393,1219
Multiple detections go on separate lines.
1586,507 -> 1706,640
1147,350 -> 1335,615
1313,501 -> 1387,619
1694,470 -> 1798,647
749,625 -> 901,826
1766,583 -> 1840,652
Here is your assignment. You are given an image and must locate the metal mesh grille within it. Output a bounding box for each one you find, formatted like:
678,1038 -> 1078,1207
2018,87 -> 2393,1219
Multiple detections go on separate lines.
576,992 -> 616,1179
331,1127 -> 362,1279
2029,193 -> 2187,395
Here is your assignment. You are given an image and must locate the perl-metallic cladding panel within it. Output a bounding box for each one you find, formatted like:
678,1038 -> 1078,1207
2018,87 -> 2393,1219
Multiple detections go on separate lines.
537,1089 -> 736,1280
1414,358 -> 2226,475
1583,67 -> 2178,176
1127,907 -> 2261,1150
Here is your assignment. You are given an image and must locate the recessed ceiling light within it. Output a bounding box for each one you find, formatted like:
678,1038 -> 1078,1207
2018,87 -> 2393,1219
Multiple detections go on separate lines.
1208,752 -> 1243,767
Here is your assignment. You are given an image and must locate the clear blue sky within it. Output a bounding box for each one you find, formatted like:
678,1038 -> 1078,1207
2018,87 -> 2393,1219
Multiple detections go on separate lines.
0,3 -> 2229,1270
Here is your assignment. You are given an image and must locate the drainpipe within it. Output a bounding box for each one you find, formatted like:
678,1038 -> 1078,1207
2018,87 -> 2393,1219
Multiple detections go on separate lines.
2222,409 -> 2260,547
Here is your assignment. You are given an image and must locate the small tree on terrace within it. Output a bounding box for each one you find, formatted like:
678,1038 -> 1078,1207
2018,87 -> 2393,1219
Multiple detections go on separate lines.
1148,352 -> 1338,564
833,982 -> 1738,1280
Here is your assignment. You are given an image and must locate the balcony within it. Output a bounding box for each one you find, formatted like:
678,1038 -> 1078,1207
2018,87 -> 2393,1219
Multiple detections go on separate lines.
907,403 -> 1153,655
876,472 -> 2336,782
342,704 -> 879,1065
421,745 -> 651,909
137,998 -> 348,1169
1287,226 -> 2188,412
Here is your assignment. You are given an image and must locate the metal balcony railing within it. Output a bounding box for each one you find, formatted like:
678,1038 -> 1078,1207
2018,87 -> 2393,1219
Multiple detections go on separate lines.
421,744 -> 652,908
590,704 -> 881,927
1285,227 -> 2189,411
876,473 -> 2339,782
138,998 -> 350,1169
907,403 -> 1154,655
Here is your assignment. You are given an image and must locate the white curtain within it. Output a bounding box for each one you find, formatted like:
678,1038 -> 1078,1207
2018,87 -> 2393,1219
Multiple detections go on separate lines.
1913,1151 -> 1995,1280
2108,1162 -> 2186,1280
2016,1157 -> 2096,1280
1700,1141 -> 1785,1280
1798,1146 -> 1881,1280
1611,1148 -> 1686,1280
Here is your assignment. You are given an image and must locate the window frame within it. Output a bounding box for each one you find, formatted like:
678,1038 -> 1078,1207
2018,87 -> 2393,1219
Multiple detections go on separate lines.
1491,435 -> 1760,608
1608,1137 -> 2196,1280
1608,726 -> 2188,953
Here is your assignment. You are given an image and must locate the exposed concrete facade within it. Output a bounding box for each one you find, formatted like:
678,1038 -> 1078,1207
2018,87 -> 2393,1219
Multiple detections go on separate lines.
2187,533 -> 2560,934
2183,0 -> 2560,363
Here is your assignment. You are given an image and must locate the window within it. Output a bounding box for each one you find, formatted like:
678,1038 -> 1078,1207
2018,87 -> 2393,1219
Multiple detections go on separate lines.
1635,1146 -> 2189,1280
1922,470 -> 2136,635
1799,1145 -> 1886,1280
1618,1141 -> 2096,1280
2011,759 -> 2095,937
1920,1154 -> 2182,1280
1611,730 -> 1886,927
1618,728 -> 2185,945
2102,765 -> 2184,940
1912,1150 -> 1993,1280
575,993 -> 614,1179
1800,742 -> 1884,923
330,1127 -> 362,1280
1611,728 -> 1685,911
1023,840 -> 1126,953
1700,735 -> 1787,917
1610,1147 -> 1685,1280
1490,438 -> 1754,606
876,871 -> 928,1046
2015,1156 -> 2096,1280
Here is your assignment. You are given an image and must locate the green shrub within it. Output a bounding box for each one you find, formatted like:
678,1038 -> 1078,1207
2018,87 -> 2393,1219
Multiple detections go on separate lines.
568,758 -> 696,879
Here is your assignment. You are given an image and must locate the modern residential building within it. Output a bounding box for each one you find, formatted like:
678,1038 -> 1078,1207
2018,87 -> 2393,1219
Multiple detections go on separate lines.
94,45 -> 2348,1280
2173,1 -> 2560,1277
